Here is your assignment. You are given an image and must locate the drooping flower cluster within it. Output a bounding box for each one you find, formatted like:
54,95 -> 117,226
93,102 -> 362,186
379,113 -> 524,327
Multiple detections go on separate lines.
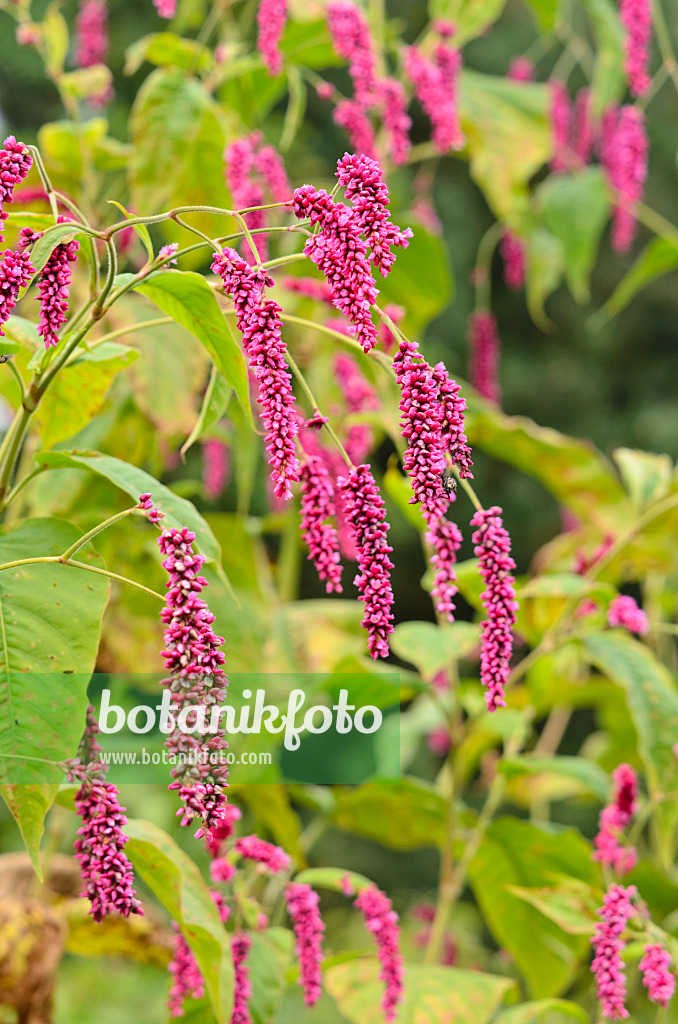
154,0 -> 176,17
549,83 -> 595,171
202,438 -> 230,500
0,136 -> 32,244
591,884 -> 637,1020
232,932 -> 253,1024
327,0 -> 378,107
257,0 -> 288,77
158,526 -> 229,837
608,594 -> 649,635
224,134 -> 290,263
594,763 -> 638,874
281,276 -> 333,303
508,56 -> 534,81
35,223 -> 79,349
404,44 -> 464,153
377,78 -> 412,165
73,780 -> 144,923
211,248 -> 300,498
285,883 -> 325,1006
426,513 -> 463,622
337,464 -> 394,659
354,886 -> 404,1022
640,943 -> 676,1007
500,230 -> 526,291
0,248 -> 35,335
334,99 -> 377,159
74,0 -> 108,67
619,0 -> 651,97
299,450 -> 343,593
470,506 -> 518,711
468,311 -> 501,403
600,105 -> 648,252
336,153 -> 413,276
393,340 -> 446,515
235,834 -> 291,873
168,929 -> 204,1017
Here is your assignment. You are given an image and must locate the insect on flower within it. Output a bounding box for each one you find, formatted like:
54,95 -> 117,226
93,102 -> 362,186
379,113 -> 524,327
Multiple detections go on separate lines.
440,468 -> 457,497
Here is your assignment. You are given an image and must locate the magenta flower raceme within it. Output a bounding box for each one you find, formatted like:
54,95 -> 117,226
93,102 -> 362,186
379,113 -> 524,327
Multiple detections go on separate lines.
591,884 -> 637,1020
0,136 -> 32,244
333,100 -> 377,160
154,0 -> 176,17
393,340 -> 447,516
158,526 -> 230,838
202,438 -> 230,500
470,506 -> 518,712
404,45 -> 464,152
285,883 -> 325,1007
425,513 -> 463,622
257,0 -> 287,77
608,594 -> 649,635
338,464 -> 395,659
550,80 -> 571,172
36,228 -> 79,349
640,944 -> 676,1007
168,929 -> 204,1017
336,153 -> 412,277
299,453 -> 344,594
235,834 -> 291,874
354,886 -> 404,1023
75,0 -> 108,67
292,185 -> 379,352
433,37 -> 465,146
327,0 -> 378,106
0,249 -> 36,336
500,230 -> 526,291
432,362 -> 473,479
378,77 -> 412,165
468,311 -> 501,404
205,802 -> 242,857
137,491 -> 165,524
281,276 -> 333,303
508,56 -> 534,81
427,726 -> 452,756
594,763 -> 638,874
601,105 -> 648,252
74,780 -> 144,923
212,248 -> 300,498
254,143 -> 291,203
232,932 -> 253,1024
619,0 -> 652,97
224,136 -> 267,262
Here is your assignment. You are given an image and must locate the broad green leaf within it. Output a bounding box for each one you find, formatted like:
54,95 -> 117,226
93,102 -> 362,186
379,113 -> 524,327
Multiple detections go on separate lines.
3,316 -> 40,351
501,755 -> 611,801
464,397 -> 633,531
107,200 -> 154,261
495,999 -> 590,1024
536,169 -> 609,303
34,449 -> 222,565
428,0 -> 506,47
43,3 -> 69,76
333,779 -> 446,849
583,0 -> 626,115
524,0 -> 560,29
64,899 -> 172,965
0,518 -> 110,870
181,366 -> 232,455
60,65 -> 112,101
378,222 -> 453,336
124,32 -> 213,76
35,343 -> 138,448
247,928 -> 294,1024
459,73 -> 551,223
508,878 -> 601,936
613,448 -> 672,511
326,960 -> 515,1024
468,818 -> 597,997
134,270 -> 250,421
37,118 -> 111,195
390,621 -> 480,679
525,227 -> 564,329
593,238 -> 678,326
293,867 -> 374,894
30,222 -> 82,275
125,818 -> 233,1023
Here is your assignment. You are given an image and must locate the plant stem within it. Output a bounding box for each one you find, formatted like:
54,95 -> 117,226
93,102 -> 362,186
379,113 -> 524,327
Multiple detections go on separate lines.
59,507 -> 138,561
0,552 -> 164,600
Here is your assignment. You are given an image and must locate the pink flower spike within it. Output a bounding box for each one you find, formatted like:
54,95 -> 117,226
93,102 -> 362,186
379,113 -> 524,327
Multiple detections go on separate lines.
608,594 -> 649,635
591,884 -> 637,1020
285,883 -> 325,1006
202,438 -> 230,500
168,928 -> 204,1017
333,100 -> 377,159
640,943 -> 676,1007
205,802 -> 242,857
354,886 -> 404,1022
393,342 -> 447,516
0,249 -> 36,336
0,136 -> 32,244
299,454 -> 343,593
36,225 -> 79,350
431,362 -> 473,479
232,932 -> 253,1024
468,311 -> 501,404
404,45 -> 464,152
336,153 -> 413,277
427,726 -> 452,756
235,834 -> 291,874
75,0 -> 108,67
550,80 -> 571,172
257,0 -> 288,77
508,56 -> 534,81
500,230 -> 525,291
327,0 -> 378,106
154,0 -> 176,17
600,105 -> 648,253
137,492 -> 165,523
378,78 -> 412,165
593,763 -> 638,874
338,464 -> 394,659
619,0 -> 652,97
425,512 -> 463,622
470,506 -> 518,712
210,857 -> 236,883
254,143 -> 290,203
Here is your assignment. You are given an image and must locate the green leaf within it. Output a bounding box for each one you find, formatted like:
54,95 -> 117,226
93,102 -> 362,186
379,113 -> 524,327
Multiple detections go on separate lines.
428,0 -> 506,46
333,779 -> 446,849
613,448 -> 672,512
390,621 -> 480,680
30,222 -> 82,275
34,449 -> 222,565
124,32 -> 213,76
133,270 -> 250,422
495,999 -> 590,1024
42,2 -> 69,76
233,784 -> 303,865
518,574 -> 613,600
523,0 -> 561,30
3,316 -> 40,351
378,222 -> 453,336
293,867 -> 374,894
0,518 -> 110,869
35,343 -> 138,448
507,878 -> 601,936
525,227 -> 565,328
459,73 -> 551,223
592,237 -> 678,326
247,928 -> 293,1024
125,818 -> 233,1023
107,200 -> 154,262
468,818 -> 597,997
326,960 -> 515,1024
536,169 -> 609,304
59,65 -> 113,102
181,366 -> 232,455
501,755 -> 611,801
